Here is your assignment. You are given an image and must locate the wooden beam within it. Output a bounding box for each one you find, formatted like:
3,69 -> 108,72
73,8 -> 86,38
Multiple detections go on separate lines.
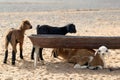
28,34 -> 120,49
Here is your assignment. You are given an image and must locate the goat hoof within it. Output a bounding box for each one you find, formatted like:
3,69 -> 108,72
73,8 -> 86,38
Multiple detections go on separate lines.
92,67 -> 99,70
109,68 -> 113,71
31,57 -> 34,60
20,56 -> 24,59
12,62 -> 15,65
3,61 -> 7,64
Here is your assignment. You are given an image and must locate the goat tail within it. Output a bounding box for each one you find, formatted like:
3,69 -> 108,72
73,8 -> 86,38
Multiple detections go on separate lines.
37,25 -> 40,29
5,32 -> 12,50
36,25 -> 40,34
5,36 -> 9,50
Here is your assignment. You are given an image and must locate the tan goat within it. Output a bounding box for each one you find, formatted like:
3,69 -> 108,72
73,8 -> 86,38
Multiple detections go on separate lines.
3,20 -> 32,65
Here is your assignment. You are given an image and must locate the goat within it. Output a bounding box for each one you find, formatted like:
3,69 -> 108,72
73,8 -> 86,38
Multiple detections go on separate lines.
31,23 -> 76,63
87,46 -> 109,69
52,46 -> 109,70
3,20 -> 32,65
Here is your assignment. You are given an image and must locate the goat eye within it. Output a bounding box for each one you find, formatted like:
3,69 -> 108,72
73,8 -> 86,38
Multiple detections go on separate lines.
106,50 -> 108,52
98,50 -> 101,53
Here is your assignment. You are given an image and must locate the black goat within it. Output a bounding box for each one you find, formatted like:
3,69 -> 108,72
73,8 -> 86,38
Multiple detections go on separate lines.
31,23 -> 77,61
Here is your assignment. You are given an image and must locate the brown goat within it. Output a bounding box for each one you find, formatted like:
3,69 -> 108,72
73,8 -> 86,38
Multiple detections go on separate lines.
52,48 -> 95,64
52,48 -> 107,70
3,20 -> 32,65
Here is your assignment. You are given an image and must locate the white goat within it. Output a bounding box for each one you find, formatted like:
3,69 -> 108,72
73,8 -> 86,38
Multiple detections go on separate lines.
74,46 -> 109,70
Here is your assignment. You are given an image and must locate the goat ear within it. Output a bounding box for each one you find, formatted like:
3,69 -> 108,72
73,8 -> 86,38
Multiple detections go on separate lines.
94,50 -> 98,56
20,23 -> 24,29
20,20 -> 27,29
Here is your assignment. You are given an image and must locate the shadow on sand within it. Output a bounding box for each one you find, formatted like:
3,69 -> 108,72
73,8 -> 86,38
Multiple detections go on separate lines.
18,59 -> 120,76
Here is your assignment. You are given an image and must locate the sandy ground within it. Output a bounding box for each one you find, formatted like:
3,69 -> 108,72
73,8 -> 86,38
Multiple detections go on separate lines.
0,9 -> 120,80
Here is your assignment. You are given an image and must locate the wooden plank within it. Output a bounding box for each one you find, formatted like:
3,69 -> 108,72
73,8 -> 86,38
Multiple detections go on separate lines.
28,34 -> 120,49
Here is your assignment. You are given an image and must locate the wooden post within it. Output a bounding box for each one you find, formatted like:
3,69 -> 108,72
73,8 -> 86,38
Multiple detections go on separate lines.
28,34 -> 120,49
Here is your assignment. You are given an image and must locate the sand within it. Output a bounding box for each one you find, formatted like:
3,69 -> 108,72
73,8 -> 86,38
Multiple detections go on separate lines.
0,9 -> 120,80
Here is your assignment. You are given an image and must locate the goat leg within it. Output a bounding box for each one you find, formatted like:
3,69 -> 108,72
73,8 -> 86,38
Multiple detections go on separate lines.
19,43 -> 23,59
39,48 -> 44,60
12,50 -> 16,65
3,50 -> 8,64
31,47 -> 35,60
20,49 -> 23,59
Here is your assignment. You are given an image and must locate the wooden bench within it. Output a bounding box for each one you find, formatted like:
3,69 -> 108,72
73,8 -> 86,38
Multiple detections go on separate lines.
28,34 -> 120,67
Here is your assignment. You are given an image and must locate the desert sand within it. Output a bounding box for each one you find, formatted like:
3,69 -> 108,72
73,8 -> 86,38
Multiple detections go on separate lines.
0,9 -> 120,80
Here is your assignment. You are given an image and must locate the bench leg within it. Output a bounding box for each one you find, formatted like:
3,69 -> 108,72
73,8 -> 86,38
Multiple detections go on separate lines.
34,47 -> 39,68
